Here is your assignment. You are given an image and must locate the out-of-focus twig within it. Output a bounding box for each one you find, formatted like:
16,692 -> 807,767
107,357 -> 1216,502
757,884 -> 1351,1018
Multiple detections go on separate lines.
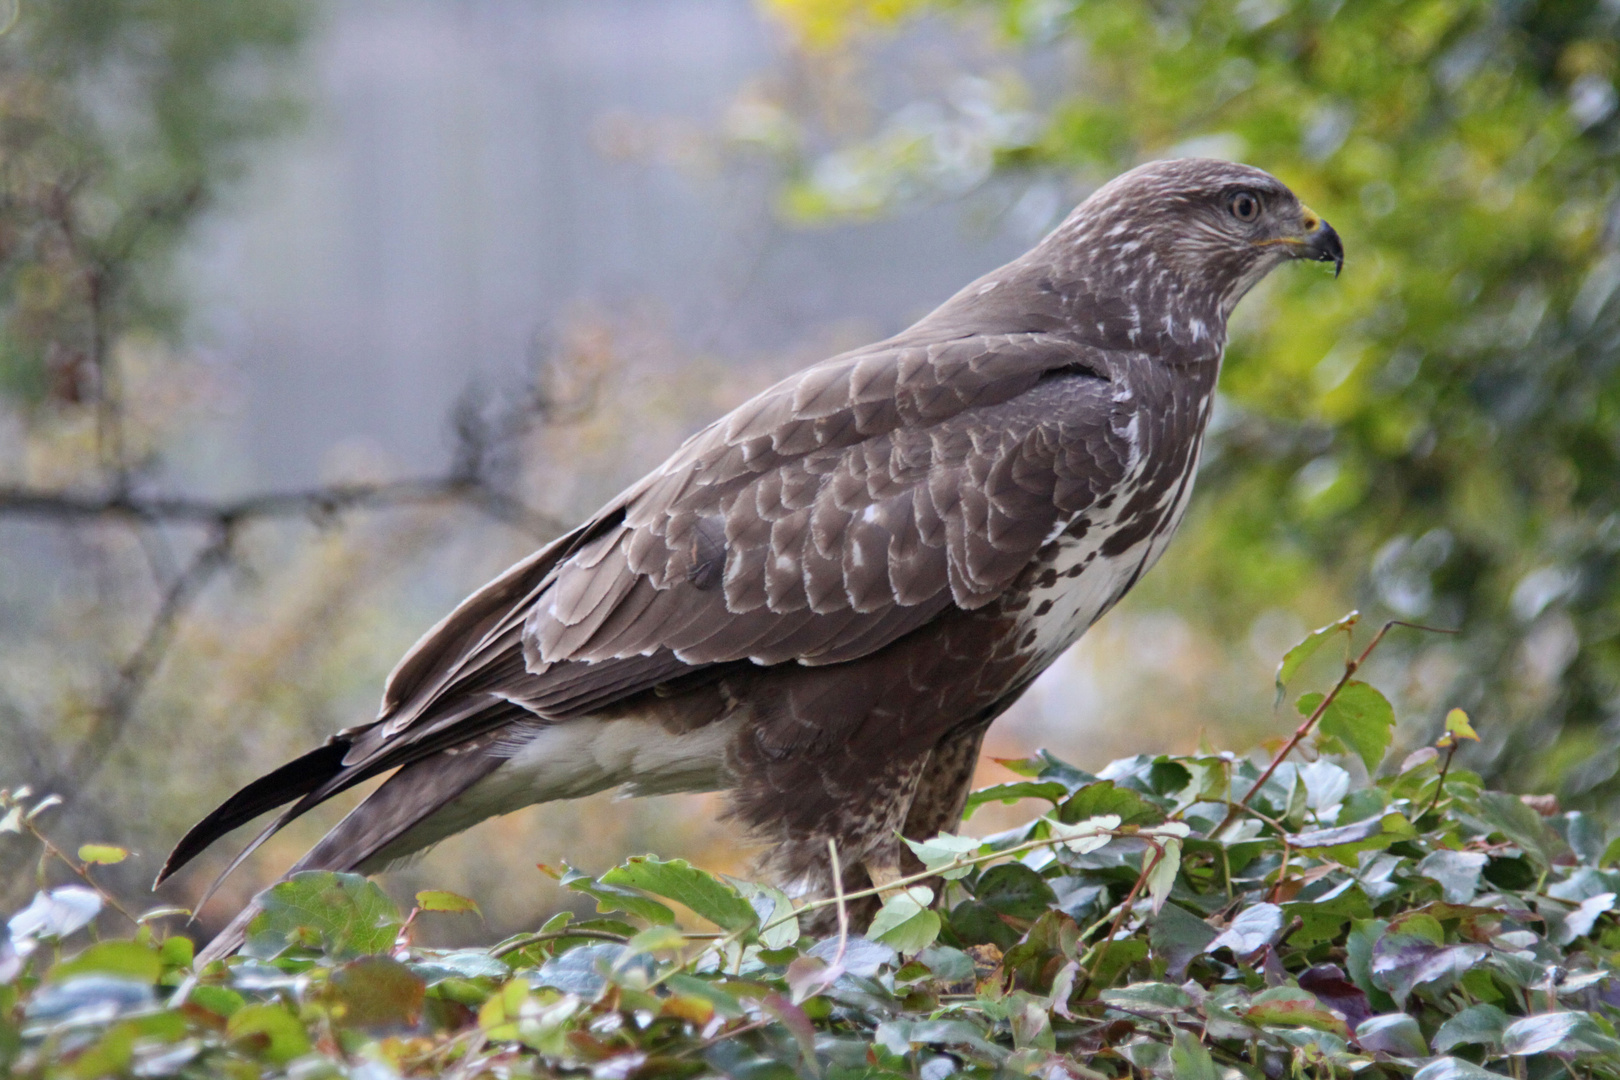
6,399 -> 569,796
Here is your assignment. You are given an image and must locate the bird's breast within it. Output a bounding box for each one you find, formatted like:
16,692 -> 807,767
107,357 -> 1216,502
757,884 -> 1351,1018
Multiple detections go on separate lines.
1007,422 -> 1207,670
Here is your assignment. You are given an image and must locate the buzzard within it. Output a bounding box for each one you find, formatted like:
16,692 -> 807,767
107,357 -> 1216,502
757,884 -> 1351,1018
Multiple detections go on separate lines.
162,158 -> 1340,959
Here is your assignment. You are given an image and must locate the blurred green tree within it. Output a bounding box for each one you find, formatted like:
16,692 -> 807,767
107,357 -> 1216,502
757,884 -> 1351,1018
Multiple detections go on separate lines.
0,0 -> 310,464
763,0 -> 1620,803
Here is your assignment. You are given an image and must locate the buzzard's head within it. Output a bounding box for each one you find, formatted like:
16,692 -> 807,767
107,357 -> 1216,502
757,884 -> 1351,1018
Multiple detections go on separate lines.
1066,157 -> 1343,319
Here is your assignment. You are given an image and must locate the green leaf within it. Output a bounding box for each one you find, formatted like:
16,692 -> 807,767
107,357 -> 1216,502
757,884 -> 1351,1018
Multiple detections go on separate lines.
49,941 -> 162,984
1149,903 -> 1217,981
561,864 -> 676,926
326,956 -> 425,1028
415,890 -> 480,916
974,864 -> 1057,920
1502,1011 -> 1620,1056
227,1003 -> 311,1064
992,751 -> 1096,789
1355,1013 -> 1427,1056
962,781 -> 1071,818
1470,791 -> 1563,869
600,856 -> 757,933
869,887 -> 941,954
734,879 -> 800,949
1316,681 -> 1396,772
1275,611 -> 1358,704
1170,1028 -> 1221,1080
1414,1059 -> 1505,1080
244,871 -> 402,960
1100,982 -> 1195,1016
1432,1003 -> 1511,1051
902,832 -> 982,879
1241,986 -> 1350,1037
1047,814 -> 1120,854
621,925 -> 688,958
1055,780 -> 1163,826
1144,835 -> 1182,914
1417,849 -> 1487,904
77,844 -> 128,866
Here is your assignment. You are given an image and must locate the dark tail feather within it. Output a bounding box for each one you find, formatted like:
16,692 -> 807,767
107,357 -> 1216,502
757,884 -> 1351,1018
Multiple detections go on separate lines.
155,739 -> 352,887
192,747 -> 504,967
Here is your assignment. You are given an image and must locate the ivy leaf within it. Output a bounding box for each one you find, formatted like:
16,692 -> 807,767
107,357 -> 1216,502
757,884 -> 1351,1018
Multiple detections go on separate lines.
902,832 -> 982,879
1316,681 -> 1396,772
1416,850 -> 1488,904
1149,903 -> 1218,981
1241,986 -> 1350,1037
1275,611 -> 1358,704
48,941 -> 162,984
1208,903 -> 1283,957
1469,791 -> 1564,869
1056,780 -> 1163,826
869,887 -> 941,955
733,879 -> 799,949
1436,707 -> 1479,749
227,1003 -> 311,1065
326,956 -> 425,1028
77,844 -> 128,866
1100,982 -> 1195,1017
1047,814 -> 1120,854
974,864 -> 1057,920
962,781 -> 1070,818
561,864 -> 676,926
1143,830 -> 1186,914
1355,1013 -> 1427,1056
600,857 -> 756,933
1502,1011 -> 1620,1056
1414,1059 -> 1506,1080
244,872 -> 402,960
415,890 -> 480,916
1432,1003 -> 1511,1052
1170,1029 -> 1221,1080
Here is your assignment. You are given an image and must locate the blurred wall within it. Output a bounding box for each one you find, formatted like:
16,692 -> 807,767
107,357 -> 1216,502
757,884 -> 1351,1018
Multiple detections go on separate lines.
184,0 -> 1033,491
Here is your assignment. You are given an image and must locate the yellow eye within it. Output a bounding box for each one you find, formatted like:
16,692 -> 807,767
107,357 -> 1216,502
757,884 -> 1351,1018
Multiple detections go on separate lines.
1229,192 -> 1262,222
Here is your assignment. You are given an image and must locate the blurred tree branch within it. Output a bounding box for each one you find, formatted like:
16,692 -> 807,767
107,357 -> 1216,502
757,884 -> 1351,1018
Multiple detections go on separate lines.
2,392 -> 570,797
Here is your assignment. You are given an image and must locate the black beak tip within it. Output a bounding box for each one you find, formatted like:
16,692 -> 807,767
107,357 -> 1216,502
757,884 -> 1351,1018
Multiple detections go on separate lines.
1313,220 -> 1344,278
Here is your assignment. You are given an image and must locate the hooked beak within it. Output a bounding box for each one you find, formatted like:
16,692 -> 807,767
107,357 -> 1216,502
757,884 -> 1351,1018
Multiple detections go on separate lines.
1298,206 -> 1343,278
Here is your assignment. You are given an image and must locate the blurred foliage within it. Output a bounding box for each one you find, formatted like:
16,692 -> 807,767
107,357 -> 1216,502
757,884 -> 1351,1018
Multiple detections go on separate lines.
12,631 -> 1620,1078
0,0 -> 308,430
759,0 -> 1620,806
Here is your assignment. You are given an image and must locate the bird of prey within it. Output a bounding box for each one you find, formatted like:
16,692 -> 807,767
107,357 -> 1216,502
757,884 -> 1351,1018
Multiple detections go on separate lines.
161,158 -> 1341,961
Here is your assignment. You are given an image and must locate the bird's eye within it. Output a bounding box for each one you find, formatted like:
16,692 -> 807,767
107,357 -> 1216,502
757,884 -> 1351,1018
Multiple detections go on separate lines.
1229,192 -> 1262,223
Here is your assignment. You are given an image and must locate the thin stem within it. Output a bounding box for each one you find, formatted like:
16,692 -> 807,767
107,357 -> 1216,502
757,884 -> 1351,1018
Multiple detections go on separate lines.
490,928 -> 630,958
1081,843 -> 1161,993
827,838 -> 849,970
1424,741 -> 1460,820
1215,619 -> 1453,837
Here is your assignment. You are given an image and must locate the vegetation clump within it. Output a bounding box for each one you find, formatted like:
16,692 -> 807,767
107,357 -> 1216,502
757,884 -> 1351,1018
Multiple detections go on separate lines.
6,616 -> 1620,1079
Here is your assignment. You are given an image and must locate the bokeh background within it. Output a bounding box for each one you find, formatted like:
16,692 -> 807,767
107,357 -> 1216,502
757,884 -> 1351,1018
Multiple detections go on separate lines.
6,0 -> 1620,946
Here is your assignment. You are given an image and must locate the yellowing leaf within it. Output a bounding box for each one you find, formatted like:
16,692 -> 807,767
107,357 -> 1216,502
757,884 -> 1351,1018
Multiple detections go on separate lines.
78,844 -> 128,865
415,890 -> 480,916
1438,708 -> 1479,748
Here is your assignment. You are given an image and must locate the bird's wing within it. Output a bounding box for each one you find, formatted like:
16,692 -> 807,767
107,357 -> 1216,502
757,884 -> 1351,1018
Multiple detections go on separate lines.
158,331 -> 1131,886
352,331 -> 1126,755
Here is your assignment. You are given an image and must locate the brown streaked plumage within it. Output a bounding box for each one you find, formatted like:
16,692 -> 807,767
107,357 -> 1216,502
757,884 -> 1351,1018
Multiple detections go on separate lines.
162,158 -> 1342,960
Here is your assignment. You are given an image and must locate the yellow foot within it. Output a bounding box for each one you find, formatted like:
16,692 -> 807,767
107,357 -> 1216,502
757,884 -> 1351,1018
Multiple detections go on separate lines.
863,859 -> 905,901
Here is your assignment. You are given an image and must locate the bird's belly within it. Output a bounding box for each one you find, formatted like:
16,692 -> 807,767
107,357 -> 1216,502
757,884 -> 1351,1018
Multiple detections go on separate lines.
1017,543 -> 1145,667
1017,470 -> 1200,668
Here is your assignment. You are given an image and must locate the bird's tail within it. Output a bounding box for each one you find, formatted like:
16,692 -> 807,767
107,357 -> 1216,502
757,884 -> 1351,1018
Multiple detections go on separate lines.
190,747 -> 503,967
